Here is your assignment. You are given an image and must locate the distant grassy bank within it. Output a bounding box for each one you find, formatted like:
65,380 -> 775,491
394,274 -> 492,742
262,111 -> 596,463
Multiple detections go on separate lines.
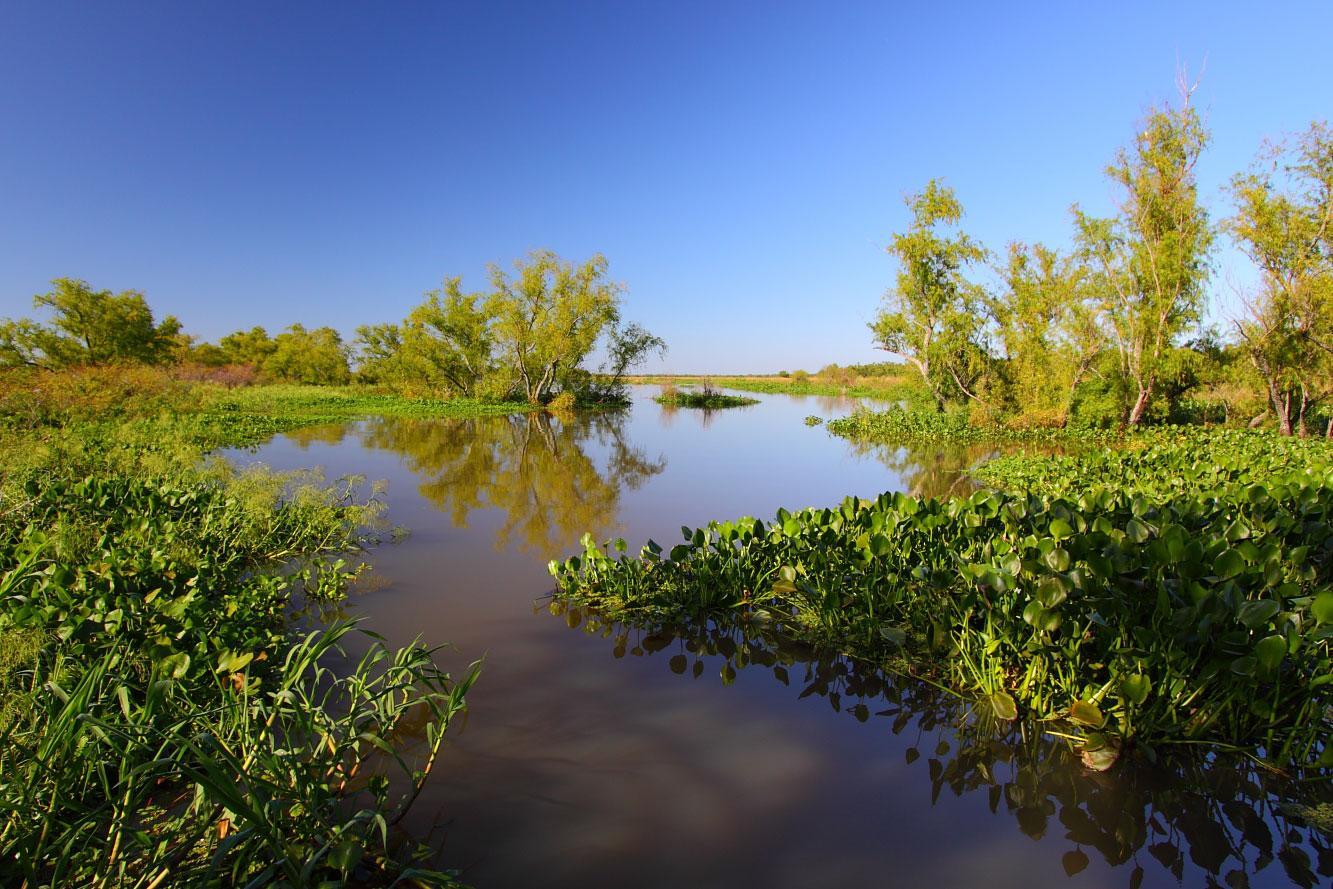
625,365 -> 925,404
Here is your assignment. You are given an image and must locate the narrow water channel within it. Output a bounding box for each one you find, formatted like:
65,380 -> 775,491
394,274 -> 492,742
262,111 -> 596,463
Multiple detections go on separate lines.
230,387 -> 1330,889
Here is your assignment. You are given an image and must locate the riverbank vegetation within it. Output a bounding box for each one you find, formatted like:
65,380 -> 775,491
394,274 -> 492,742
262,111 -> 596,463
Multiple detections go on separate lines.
628,363 -> 925,404
864,96 -> 1331,437
0,367 -> 484,886
1,250 -> 664,407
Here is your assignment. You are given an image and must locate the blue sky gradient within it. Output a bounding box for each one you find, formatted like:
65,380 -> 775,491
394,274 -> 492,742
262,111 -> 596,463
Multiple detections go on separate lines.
2,1 -> 1331,372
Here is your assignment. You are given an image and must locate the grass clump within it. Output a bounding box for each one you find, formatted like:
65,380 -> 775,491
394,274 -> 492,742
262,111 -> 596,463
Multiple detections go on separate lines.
552,428 -> 1333,770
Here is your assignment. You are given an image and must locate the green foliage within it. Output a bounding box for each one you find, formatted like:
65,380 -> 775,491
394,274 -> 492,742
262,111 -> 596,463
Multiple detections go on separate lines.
354,252 -> 662,405
219,325 -> 279,367
0,370 -> 489,885
827,406 -> 1122,444
553,428 -> 1333,767
356,278 -> 496,397
1227,121 -> 1333,436
488,250 -> 622,403
872,180 -> 989,412
987,242 -> 1103,426
1074,91 -> 1213,425
263,324 -> 352,385
655,389 -> 758,409
0,278 -> 181,369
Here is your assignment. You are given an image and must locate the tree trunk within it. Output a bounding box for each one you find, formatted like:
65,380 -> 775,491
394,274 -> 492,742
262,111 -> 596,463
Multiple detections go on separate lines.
1276,391 -> 1294,436
1127,386 -> 1152,426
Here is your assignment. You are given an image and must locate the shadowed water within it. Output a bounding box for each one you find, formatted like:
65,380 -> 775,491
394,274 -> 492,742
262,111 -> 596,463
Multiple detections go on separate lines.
231,387 -> 1331,889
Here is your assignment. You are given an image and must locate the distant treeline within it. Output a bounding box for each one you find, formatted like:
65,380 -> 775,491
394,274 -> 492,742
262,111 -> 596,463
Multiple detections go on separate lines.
0,250 -> 664,405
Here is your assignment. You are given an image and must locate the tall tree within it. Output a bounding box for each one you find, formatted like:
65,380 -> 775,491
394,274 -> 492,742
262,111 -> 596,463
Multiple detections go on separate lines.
1227,121 -> 1333,436
0,278 -> 180,368
1074,86 -> 1213,425
487,250 -> 622,404
404,278 -> 497,396
988,242 -> 1103,425
871,180 -> 988,412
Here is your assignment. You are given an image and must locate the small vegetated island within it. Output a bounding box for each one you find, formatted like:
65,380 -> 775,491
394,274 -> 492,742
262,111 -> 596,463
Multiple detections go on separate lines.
653,381 -> 759,409
554,104 -> 1333,778
0,252 -> 662,885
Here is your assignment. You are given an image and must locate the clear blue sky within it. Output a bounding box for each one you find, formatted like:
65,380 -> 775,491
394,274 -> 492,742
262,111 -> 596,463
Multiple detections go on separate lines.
2,1 -> 1330,373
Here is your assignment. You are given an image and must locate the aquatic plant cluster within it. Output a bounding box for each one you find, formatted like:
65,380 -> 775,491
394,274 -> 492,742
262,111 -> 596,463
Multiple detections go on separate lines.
551,427 -> 1333,769
0,368 -> 481,886
654,389 -> 759,410
827,406 -> 1123,444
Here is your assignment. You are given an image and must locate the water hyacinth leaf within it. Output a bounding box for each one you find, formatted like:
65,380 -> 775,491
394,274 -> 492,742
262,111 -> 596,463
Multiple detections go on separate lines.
1049,518 -> 1073,540
879,626 -> 907,648
157,651 -> 191,679
1079,734 -> 1120,771
1125,518 -> 1150,543
1069,700 -> 1105,728
1062,850 -> 1090,877
1043,547 -> 1071,572
1254,635 -> 1285,677
328,839 -> 363,874
1036,576 -> 1068,608
989,691 -> 1018,721
1313,591 -> 1333,624
1215,549 -> 1246,580
1237,599 -> 1280,629
1120,673 -> 1151,706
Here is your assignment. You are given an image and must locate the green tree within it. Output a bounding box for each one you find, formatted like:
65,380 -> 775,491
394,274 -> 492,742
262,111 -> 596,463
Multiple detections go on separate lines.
871,180 -> 989,412
263,324 -> 351,384
355,279 -> 498,396
0,278 -> 180,368
1227,122 -> 1333,436
487,250 -> 622,404
563,321 -> 667,403
1074,88 -> 1213,425
988,243 -> 1103,425
218,326 -> 277,367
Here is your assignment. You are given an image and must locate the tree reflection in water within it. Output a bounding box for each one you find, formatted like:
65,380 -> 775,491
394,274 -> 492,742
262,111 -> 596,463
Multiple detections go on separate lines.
549,603 -> 1333,888
361,411 -> 665,555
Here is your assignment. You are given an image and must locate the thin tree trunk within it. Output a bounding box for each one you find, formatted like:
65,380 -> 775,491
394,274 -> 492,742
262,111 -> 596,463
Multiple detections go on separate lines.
1127,386 -> 1152,425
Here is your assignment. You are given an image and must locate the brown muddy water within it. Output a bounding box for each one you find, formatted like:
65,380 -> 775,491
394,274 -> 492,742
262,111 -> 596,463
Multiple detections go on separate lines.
229,387 -> 1331,889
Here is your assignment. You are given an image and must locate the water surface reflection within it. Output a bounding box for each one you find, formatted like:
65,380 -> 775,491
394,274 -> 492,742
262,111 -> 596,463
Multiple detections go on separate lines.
553,604 -> 1332,889
230,388 -> 1328,888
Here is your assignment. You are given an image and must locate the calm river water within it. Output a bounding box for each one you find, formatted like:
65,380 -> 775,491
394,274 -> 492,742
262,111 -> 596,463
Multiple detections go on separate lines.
232,387 -> 1329,889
